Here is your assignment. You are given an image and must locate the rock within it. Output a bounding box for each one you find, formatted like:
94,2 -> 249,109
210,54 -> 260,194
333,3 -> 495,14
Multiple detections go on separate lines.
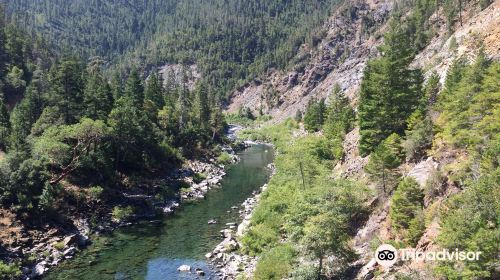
195,268 -> 205,276
63,234 -> 78,247
63,247 -> 77,257
31,261 -> 48,277
226,222 -> 237,226
177,265 -> 191,272
208,219 -> 217,224
205,252 -> 213,259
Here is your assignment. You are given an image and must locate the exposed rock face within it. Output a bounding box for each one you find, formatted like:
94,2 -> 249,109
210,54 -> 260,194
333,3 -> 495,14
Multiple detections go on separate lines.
158,63 -> 201,91
227,0 -> 393,123
407,157 -> 438,187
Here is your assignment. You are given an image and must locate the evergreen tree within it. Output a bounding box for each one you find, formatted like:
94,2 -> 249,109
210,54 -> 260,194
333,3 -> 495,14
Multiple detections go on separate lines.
0,96 -> 10,150
364,134 -> 404,195
83,63 -> 113,120
195,81 -> 210,130
124,68 -> 144,107
49,58 -> 85,124
324,84 -> 355,140
358,21 -> 423,156
144,70 -> 164,109
390,177 -> 424,234
303,98 -> 326,132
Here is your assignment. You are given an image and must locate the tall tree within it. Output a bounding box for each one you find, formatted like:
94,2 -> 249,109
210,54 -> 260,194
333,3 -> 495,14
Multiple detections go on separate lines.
195,81 -> 211,130
124,68 -> 144,107
144,70 -> 164,109
49,58 -> 85,124
358,21 -> 423,156
83,61 -> 113,120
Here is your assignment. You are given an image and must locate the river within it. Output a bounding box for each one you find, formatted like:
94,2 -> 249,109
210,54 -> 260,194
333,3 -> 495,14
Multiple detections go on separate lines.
44,144 -> 274,280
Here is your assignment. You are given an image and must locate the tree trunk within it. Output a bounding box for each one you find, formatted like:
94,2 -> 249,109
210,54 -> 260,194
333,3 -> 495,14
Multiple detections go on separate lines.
318,255 -> 323,280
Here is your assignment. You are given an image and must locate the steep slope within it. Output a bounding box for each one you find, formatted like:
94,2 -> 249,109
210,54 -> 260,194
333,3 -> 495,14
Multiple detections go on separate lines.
227,0 -> 500,123
226,0 -> 499,279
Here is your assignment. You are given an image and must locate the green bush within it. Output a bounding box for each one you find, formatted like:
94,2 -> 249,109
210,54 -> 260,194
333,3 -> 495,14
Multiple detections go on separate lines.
192,172 -> 207,184
111,206 -> 134,222
217,152 -> 233,165
0,261 -> 21,280
88,185 -> 104,201
254,245 -> 296,280
390,177 -> 424,245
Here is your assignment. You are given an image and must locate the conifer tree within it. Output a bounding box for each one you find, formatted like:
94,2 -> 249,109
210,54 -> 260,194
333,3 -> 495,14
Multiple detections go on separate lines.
358,21 -> 423,156
195,81 -> 210,130
83,62 -> 113,120
144,70 -> 164,109
0,96 -> 10,150
124,68 -> 144,107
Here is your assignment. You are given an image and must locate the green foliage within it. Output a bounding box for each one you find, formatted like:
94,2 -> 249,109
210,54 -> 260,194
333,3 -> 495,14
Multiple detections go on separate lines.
88,186 -> 104,201
242,123 -> 369,278
111,206 -> 134,223
0,261 -> 21,280
303,98 -> 326,132
6,0 -> 339,96
364,134 -> 403,195
390,178 -> 424,245
254,244 -> 296,280
359,20 -> 423,155
436,172 -> 499,279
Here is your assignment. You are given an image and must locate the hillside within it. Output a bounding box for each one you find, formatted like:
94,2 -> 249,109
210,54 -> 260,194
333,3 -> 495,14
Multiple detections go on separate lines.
222,0 -> 500,279
5,0 -> 342,95
228,0 -> 500,122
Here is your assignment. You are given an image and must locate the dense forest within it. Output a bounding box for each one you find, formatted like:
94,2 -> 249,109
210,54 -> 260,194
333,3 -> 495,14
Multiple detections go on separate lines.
5,0 -> 339,95
0,1 -> 230,226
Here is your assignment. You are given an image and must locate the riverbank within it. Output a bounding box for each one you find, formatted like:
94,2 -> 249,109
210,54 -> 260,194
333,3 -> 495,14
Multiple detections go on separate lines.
207,161 -> 277,279
1,143 -> 243,279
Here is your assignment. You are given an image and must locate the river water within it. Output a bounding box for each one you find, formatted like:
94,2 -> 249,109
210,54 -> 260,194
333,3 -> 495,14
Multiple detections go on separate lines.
44,144 -> 274,280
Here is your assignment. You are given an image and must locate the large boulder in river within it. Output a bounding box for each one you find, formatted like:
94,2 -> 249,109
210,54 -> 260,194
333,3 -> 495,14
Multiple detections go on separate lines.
177,265 -> 191,272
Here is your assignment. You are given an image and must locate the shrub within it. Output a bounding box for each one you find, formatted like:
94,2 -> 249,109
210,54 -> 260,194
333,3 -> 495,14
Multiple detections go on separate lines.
192,172 -> 207,184
254,245 -> 295,280
390,178 -> 424,245
111,206 -> 134,222
0,261 -> 21,280
88,185 -> 104,201
217,152 -> 233,165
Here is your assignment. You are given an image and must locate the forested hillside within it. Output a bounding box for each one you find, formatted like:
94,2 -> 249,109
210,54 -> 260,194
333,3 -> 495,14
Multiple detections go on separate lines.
5,0 -> 340,94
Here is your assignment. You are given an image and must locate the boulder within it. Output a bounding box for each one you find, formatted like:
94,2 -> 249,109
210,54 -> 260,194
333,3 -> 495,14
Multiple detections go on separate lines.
31,261 -> 48,278
63,234 -> 78,247
177,265 -> 191,272
195,268 -> 205,276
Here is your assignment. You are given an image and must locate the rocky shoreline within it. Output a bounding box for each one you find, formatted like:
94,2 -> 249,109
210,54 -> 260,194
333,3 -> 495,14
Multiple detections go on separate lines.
7,144 -> 242,280
206,162 -> 276,280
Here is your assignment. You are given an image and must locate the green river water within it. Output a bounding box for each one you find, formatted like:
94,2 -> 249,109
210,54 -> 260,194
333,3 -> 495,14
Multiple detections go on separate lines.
44,144 -> 274,280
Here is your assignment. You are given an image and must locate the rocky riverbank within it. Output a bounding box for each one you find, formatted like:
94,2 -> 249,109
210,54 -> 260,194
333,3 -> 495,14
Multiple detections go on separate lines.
4,145 -> 241,279
206,162 -> 276,280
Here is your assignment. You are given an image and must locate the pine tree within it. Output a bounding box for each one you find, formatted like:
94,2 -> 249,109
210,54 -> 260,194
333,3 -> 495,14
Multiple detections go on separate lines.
195,81 -> 210,130
83,63 -> 113,120
0,96 -> 10,150
303,98 -> 326,132
144,70 -> 164,109
49,58 -> 85,124
358,21 -> 423,156
124,68 -> 144,107
324,84 -> 355,140
364,134 -> 403,195
0,4 -> 6,77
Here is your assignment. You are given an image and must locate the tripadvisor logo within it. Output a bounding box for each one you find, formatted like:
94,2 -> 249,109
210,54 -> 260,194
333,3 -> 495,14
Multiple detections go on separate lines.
375,244 -> 398,267
375,244 -> 482,267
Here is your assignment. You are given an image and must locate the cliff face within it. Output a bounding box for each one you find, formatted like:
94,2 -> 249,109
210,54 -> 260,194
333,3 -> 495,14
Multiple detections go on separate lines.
227,0 -> 393,122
